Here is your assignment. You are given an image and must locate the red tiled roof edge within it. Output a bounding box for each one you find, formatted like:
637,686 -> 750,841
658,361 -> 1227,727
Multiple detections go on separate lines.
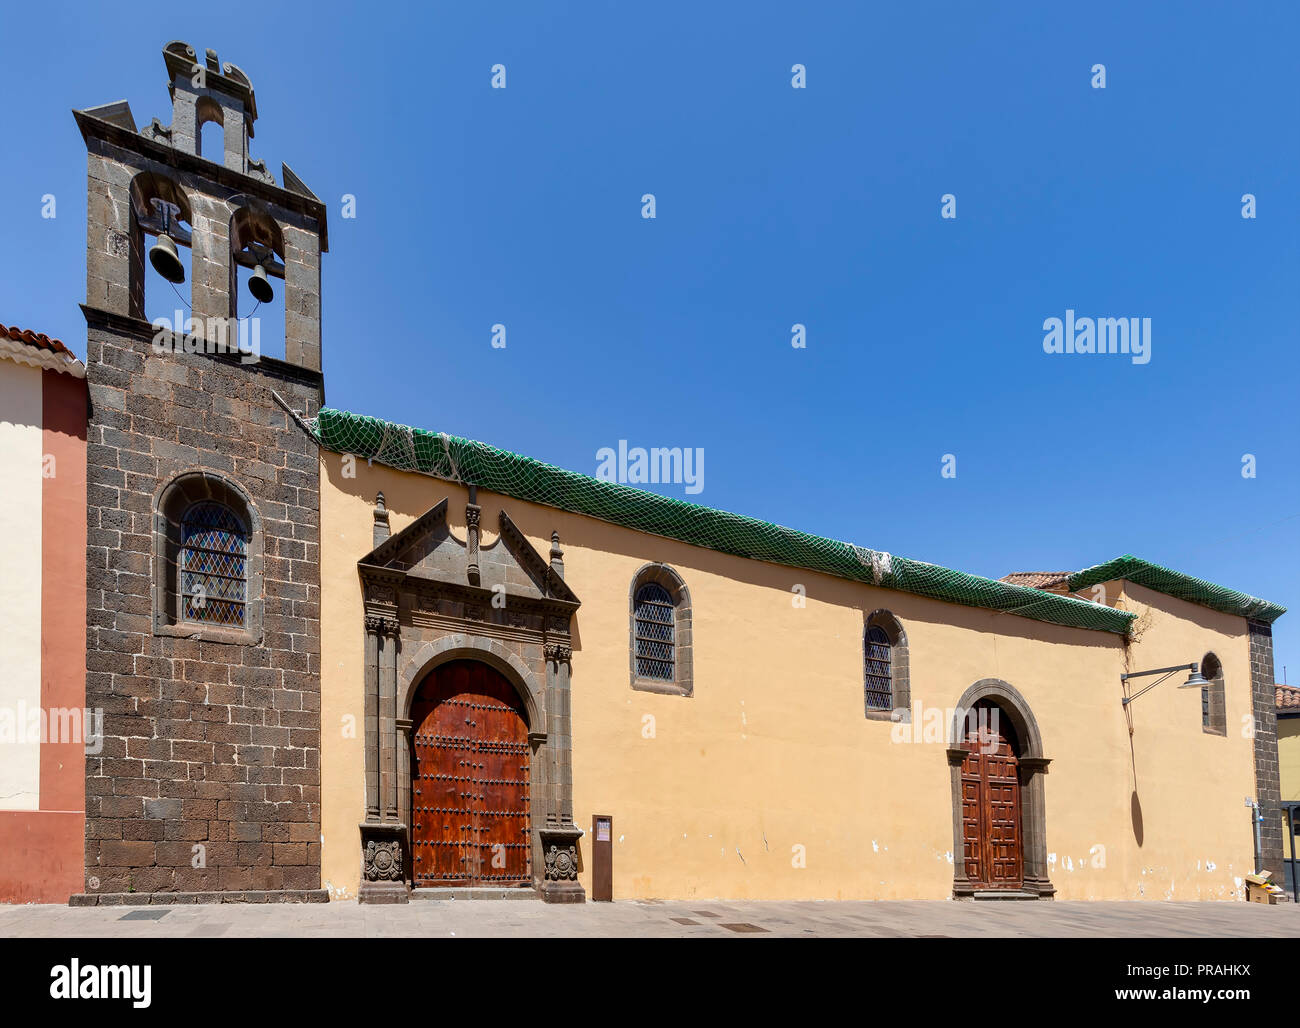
999,571 -> 1072,590
0,322 -> 77,359
1277,685 -> 1300,711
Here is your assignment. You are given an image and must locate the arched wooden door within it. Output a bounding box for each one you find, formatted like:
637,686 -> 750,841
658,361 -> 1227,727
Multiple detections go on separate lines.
960,701 -> 1024,889
410,660 -> 532,888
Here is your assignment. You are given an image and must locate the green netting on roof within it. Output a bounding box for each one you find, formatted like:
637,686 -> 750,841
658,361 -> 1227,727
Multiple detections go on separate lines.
309,407 -> 1136,635
1069,556 -> 1285,624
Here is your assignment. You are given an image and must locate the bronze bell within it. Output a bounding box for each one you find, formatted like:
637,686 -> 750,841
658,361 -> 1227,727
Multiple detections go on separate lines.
248,263 -> 274,304
148,233 -> 186,284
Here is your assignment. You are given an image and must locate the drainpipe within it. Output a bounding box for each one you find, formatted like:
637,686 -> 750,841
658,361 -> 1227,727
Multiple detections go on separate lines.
1246,797 -> 1263,875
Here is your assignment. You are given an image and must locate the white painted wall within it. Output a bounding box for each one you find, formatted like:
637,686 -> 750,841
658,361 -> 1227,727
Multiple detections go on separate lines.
0,361 -> 43,810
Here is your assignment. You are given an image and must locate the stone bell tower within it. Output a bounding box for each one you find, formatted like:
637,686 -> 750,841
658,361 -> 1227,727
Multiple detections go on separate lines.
71,42 -> 330,904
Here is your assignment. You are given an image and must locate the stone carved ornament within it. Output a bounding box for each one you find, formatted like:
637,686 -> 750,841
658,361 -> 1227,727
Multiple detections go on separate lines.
364,614 -> 399,636
364,839 -> 403,882
544,843 -> 579,882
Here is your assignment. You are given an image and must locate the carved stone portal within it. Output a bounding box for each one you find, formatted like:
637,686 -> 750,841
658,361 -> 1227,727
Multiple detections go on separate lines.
356,496 -> 585,903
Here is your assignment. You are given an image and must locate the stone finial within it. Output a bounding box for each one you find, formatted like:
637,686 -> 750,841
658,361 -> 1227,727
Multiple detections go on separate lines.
550,531 -> 565,580
373,491 -> 389,548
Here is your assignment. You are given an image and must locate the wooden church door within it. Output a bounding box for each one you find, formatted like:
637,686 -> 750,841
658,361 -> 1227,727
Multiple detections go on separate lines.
409,660 -> 532,888
960,701 -> 1024,889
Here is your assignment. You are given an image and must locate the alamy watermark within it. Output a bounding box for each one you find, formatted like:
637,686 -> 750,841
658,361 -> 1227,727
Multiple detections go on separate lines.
890,701 -> 1003,754
0,702 -> 103,753
151,310 -> 261,364
596,441 -> 704,495
1042,309 -> 1151,365
50,960 -> 151,1008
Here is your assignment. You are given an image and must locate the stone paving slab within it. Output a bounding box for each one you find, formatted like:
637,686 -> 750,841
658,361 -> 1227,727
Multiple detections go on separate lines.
0,899 -> 1295,938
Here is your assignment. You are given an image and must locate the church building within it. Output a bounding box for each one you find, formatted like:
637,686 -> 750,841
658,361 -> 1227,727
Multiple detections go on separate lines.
63,42 -> 1285,907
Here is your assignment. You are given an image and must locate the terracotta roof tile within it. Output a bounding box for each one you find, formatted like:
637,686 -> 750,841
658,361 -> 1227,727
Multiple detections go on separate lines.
1278,685 -> 1300,711
0,322 -> 75,359
999,571 -> 1072,590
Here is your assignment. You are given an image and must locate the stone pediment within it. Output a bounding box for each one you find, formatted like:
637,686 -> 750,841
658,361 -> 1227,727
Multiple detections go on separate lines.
357,498 -> 579,619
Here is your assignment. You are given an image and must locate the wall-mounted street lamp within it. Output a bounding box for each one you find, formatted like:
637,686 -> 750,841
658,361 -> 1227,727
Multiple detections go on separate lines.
1120,663 -> 1209,707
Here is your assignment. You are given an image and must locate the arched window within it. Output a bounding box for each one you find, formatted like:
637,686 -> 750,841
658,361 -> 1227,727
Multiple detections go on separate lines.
1200,652 -> 1226,736
629,563 -> 693,696
864,610 -> 910,720
179,501 -> 249,627
864,625 -> 892,711
153,472 -> 263,644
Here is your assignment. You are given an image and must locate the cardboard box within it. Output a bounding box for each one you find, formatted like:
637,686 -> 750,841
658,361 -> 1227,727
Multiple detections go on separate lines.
1248,885 -> 1276,904
1246,872 -> 1279,904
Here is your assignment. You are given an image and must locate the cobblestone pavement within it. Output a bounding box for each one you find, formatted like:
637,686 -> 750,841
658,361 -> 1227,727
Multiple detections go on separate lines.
0,898 -> 1295,937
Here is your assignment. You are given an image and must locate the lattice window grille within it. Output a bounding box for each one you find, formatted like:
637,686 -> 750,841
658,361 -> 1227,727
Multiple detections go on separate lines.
634,583 -> 675,680
179,501 -> 248,627
864,625 -> 893,711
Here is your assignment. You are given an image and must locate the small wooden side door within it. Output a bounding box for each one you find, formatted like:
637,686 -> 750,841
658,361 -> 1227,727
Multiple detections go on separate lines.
960,702 -> 1023,889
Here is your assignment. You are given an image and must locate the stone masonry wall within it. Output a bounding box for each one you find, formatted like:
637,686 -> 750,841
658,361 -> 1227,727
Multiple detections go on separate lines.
82,316 -> 323,896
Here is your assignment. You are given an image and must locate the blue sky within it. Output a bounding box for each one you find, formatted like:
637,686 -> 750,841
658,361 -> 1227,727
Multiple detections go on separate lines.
3,2 -> 1298,674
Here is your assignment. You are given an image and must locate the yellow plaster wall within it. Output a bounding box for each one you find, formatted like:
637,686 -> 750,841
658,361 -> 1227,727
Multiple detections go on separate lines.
1103,580 -> 1258,899
320,455 -> 1261,902
1281,717 -> 1300,805
1280,716 -> 1300,862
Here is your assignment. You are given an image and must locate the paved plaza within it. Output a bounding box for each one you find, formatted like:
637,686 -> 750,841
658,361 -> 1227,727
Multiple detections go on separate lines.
0,898 -> 1294,938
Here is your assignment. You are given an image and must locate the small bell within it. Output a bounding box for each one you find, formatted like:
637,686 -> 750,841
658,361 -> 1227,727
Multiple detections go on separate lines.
148,233 -> 186,284
248,263 -> 274,304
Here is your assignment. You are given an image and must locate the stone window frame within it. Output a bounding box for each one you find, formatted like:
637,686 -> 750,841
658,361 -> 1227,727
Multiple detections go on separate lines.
152,470 -> 264,645
863,609 -> 909,722
629,562 -> 693,697
1200,651 -> 1227,737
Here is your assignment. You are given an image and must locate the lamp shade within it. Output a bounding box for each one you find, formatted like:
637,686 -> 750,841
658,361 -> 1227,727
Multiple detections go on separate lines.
1180,668 -> 1210,689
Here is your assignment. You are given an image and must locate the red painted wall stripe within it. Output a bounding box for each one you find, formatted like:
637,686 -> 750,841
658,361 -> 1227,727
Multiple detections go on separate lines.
0,369 -> 85,904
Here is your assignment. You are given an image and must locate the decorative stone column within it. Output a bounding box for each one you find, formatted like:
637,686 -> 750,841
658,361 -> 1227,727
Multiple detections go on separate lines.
539,642 -> 584,903
1018,757 -> 1054,898
946,747 -> 974,899
359,611 -> 407,904
396,718 -> 412,836
465,501 -> 481,586
363,615 -> 380,822
381,617 -> 399,822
